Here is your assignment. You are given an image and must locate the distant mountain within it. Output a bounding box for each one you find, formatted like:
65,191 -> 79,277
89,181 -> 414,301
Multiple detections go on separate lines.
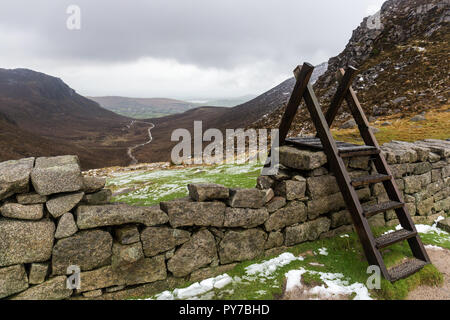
252,0 -> 449,135
0,68 -> 151,169
88,96 -> 198,119
130,63 -> 328,163
193,95 -> 258,108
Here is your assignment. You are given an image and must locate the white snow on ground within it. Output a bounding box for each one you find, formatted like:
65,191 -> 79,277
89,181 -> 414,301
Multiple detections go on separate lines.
340,234 -> 349,238
309,262 -> 325,267
284,268 -> 372,300
244,252 -> 304,279
152,274 -> 233,300
150,252 -> 304,300
317,248 -> 328,256
383,216 -> 448,236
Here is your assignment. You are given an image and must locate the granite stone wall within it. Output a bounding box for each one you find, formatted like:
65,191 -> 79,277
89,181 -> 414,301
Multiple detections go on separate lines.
0,139 -> 449,300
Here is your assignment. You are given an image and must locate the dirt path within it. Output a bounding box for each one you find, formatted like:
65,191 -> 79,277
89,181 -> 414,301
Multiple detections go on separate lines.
126,120 -> 155,165
407,247 -> 450,300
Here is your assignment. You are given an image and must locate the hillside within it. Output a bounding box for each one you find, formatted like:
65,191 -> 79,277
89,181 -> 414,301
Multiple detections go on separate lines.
252,0 -> 450,136
88,96 -> 198,119
0,69 -> 152,169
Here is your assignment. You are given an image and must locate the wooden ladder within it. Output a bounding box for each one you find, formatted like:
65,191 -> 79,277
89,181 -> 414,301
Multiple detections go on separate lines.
275,62 -> 431,282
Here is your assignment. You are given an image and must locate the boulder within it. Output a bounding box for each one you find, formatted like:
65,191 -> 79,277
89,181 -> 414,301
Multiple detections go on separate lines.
0,158 -> 34,200
28,262 -> 49,285
111,242 -> 144,269
160,200 -> 225,228
46,192 -> 84,218
16,192 -> 47,205
76,204 -> 168,229
0,219 -> 55,267
278,146 -> 327,170
114,225 -> 140,245
82,189 -> 112,205
285,217 -> 331,246
54,213 -> 78,239
0,203 -> 43,220
264,201 -> 307,232
0,264 -> 29,299
265,196 -> 286,213
82,176 -> 106,193
187,184 -> 229,201
31,155 -> 83,196
274,179 -> 306,200
11,276 -> 72,300
218,229 -> 267,264
52,230 -> 113,275
224,208 -> 269,228
167,230 -> 217,277
228,188 -> 266,208
141,227 -> 191,257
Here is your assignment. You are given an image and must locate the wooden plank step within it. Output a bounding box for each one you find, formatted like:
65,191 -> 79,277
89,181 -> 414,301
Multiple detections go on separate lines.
363,201 -> 404,218
375,229 -> 417,249
351,173 -> 391,187
339,147 -> 380,158
388,258 -> 428,282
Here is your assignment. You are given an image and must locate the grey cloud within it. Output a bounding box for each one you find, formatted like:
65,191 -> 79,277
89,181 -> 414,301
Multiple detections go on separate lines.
0,0 -> 376,68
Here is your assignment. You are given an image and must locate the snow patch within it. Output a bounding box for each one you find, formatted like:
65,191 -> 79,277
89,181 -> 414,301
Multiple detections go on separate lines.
284,268 -> 372,300
317,248 -> 328,256
244,252 -> 304,279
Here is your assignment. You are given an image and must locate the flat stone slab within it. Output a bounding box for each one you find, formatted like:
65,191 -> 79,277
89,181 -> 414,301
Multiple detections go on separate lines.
0,203 -> 43,220
278,146 -> 327,170
228,188 -> 267,208
31,155 -> 83,196
11,276 -> 72,300
188,183 -> 229,201
0,219 -> 55,267
16,192 -> 47,205
0,264 -> 29,299
76,204 -> 169,229
0,158 -> 34,200
161,200 -> 226,228
224,207 -> 269,228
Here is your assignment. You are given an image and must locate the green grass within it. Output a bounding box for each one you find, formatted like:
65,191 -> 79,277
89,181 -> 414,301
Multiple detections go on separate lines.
144,224 -> 446,301
107,162 -> 263,206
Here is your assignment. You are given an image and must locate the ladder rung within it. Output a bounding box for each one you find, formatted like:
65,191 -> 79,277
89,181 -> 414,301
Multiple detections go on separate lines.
351,173 -> 391,187
388,258 -> 428,282
375,229 -> 417,249
339,147 -> 380,158
363,201 -> 404,218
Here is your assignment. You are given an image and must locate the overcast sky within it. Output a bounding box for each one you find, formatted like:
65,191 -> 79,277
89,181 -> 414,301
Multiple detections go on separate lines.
0,0 -> 385,100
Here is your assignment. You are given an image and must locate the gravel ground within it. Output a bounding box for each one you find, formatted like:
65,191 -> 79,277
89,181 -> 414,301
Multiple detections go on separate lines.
407,247 -> 450,300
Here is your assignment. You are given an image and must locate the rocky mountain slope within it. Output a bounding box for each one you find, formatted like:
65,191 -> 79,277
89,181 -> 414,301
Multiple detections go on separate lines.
252,0 -> 449,136
0,69 -> 153,169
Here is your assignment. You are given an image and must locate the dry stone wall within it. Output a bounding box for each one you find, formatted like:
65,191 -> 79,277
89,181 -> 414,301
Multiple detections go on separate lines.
0,139 -> 449,300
